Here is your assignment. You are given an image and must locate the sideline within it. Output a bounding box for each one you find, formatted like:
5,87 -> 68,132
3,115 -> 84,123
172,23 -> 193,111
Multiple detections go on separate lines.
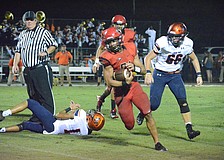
0,82 -> 223,87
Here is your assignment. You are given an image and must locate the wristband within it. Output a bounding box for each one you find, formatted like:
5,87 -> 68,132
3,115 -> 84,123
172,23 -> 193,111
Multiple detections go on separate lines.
65,107 -> 71,113
122,81 -> 128,87
146,70 -> 152,74
95,58 -> 99,64
134,66 -> 141,73
196,72 -> 202,77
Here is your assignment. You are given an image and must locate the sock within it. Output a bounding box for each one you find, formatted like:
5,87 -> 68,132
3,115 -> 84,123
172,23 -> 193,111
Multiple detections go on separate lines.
111,99 -> 116,111
0,127 -> 6,133
186,123 -> 193,132
2,109 -> 12,117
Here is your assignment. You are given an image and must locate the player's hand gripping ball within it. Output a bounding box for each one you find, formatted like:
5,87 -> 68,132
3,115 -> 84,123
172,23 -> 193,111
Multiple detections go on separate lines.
114,68 -> 131,81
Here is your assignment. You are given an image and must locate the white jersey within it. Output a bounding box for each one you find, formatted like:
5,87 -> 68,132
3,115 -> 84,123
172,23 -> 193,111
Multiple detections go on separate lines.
43,110 -> 89,135
153,36 -> 193,72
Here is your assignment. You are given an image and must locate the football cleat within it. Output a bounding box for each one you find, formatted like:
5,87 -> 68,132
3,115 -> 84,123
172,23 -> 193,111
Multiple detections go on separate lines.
110,109 -> 119,119
0,111 -> 5,122
136,112 -> 144,125
186,124 -> 200,139
155,142 -> 168,151
187,130 -> 200,139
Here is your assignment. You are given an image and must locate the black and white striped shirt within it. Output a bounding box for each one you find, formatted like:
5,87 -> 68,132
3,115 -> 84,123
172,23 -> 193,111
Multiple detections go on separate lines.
15,25 -> 58,67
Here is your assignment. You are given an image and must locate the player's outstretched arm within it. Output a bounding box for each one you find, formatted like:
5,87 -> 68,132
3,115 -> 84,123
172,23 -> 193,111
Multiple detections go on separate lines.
56,100 -> 80,120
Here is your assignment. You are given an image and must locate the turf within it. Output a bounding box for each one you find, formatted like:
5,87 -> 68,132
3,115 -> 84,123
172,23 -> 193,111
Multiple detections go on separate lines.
0,84 -> 224,160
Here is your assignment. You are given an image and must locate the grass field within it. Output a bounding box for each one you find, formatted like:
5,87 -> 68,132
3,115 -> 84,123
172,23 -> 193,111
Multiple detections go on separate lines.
0,84 -> 224,160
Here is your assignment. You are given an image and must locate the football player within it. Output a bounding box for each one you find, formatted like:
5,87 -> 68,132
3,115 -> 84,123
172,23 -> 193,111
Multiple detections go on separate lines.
93,15 -> 136,118
139,22 -> 202,139
99,27 -> 167,151
0,99 -> 105,135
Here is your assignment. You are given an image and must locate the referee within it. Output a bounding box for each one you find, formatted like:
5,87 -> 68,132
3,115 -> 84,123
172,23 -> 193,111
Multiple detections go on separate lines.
12,11 -> 58,122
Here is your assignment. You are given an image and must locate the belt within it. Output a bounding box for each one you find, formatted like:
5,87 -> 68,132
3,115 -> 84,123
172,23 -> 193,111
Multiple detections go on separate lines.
156,69 -> 180,74
26,62 -> 48,70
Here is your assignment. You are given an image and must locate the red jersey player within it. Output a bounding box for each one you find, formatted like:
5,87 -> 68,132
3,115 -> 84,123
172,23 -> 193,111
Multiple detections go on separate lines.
93,15 -> 136,118
99,27 -> 167,151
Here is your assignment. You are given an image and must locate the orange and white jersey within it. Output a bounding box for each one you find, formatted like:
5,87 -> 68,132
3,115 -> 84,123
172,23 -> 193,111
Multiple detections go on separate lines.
153,36 -> 193,72
43,110 -> 89,135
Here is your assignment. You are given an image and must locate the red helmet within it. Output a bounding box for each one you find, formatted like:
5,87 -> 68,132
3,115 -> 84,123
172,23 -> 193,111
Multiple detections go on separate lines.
167,22 -> 189,47
101,27 -> 122,52
86,109 -> 105,131
111,15 -> 127,32
111,15 -> 126,25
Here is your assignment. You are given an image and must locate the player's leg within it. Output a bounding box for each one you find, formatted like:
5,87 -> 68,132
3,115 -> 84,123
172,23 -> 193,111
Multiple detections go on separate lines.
27,99 -> 55,132
0,101 -> 28,121
110,88 -> 118,119
131,83 -> 167,151
0,121 -> 44,133
116,96 -> 134,130
168,74 -> 200,139
0,100 -> 43,133
136,71 -> 166,125
145,113 -> 167,151
96,86 -> 112,112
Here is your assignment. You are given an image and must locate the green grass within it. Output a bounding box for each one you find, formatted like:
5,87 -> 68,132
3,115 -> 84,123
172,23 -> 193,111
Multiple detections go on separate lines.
0,84 -> 224,160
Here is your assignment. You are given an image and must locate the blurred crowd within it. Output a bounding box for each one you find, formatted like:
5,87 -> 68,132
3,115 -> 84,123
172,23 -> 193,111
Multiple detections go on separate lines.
0,18 -> 149,51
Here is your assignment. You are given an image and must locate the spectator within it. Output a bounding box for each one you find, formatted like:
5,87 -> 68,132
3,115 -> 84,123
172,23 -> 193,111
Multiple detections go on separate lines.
218,51 -> 224,82
55,44 -> 73,86
203,51 -> 214,83
145,26 -> 156,51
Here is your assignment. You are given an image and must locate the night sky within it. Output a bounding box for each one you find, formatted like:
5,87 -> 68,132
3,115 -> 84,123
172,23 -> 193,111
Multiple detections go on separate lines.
1,0 -> 224,52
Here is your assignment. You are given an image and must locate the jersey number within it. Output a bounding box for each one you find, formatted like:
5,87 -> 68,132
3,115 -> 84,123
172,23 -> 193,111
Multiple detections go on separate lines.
166,54 -> 183,65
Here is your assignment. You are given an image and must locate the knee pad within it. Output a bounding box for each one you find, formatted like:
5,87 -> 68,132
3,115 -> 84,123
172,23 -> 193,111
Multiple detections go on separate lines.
177,99 -> 190,113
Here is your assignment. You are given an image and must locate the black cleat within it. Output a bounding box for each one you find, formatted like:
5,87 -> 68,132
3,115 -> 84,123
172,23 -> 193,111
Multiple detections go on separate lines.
0,111 -> 5,122
136,112 -> 144,125
155,142 -> 168,151
186,124 -> 200,139
110,109 -> 119,119
187,130 -> 200,139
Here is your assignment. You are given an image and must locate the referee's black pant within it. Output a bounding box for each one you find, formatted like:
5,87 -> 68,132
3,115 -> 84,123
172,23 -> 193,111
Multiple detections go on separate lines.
23,63 -> 55,116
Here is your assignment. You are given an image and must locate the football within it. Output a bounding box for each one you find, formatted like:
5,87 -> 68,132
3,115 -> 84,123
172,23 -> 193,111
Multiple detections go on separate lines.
114,68 -> 131,81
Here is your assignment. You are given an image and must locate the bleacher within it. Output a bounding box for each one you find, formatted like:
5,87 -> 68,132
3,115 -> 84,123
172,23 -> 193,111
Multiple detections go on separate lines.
51,66 -> 95,83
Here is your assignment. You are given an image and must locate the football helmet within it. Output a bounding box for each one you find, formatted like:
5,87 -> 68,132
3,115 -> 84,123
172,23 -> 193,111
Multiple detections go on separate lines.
86,109 -> 105,131
167,22 -> 189,47
102,27 -> 122,53
111,15 -> 127,32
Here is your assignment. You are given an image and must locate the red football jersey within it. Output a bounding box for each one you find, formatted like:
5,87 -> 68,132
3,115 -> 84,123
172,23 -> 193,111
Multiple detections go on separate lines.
123,28 -> 135,43
100,43 -> 136,71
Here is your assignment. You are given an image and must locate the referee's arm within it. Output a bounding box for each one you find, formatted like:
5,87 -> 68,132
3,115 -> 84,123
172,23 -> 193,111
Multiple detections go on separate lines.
39,46 -> 57,57
12,52 -> 21,74
47,46 -> 57,55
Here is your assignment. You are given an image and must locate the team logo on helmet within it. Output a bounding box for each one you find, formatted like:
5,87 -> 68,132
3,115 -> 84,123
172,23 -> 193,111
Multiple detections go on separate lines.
86,109 -> 105,131
167,22 -> 189,47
